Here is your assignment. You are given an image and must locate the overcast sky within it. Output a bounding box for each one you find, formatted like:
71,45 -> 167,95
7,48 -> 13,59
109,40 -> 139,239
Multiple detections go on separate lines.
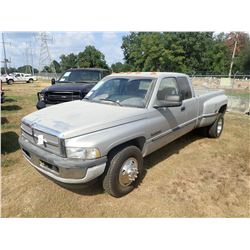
1,32 -> 129,69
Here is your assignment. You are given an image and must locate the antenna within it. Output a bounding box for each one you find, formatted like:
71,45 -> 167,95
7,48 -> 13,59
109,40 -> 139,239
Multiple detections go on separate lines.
38,32 -> 57,78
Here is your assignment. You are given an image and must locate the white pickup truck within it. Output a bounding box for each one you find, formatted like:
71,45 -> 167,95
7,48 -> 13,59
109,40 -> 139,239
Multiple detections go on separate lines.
6,72 -> 37,84
19,72 -> 228,197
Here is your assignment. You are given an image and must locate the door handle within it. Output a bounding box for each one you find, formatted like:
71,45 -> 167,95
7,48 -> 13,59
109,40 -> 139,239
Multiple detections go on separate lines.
181,106 -> 186,111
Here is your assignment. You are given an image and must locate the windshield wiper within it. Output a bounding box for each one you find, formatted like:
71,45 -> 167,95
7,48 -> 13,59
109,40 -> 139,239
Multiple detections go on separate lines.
100,98 -> 122,106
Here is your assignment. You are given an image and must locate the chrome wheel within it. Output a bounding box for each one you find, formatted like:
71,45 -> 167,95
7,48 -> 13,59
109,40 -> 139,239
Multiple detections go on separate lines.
217,118 -> 223,135
119,157 -> 139,187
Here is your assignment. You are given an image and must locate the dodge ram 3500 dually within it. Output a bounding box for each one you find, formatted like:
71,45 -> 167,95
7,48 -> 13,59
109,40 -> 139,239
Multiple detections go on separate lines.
19,72 -> 228,197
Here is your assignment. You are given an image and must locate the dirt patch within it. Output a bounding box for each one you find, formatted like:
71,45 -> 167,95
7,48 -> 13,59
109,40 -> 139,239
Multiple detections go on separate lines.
1,82 -> 250,217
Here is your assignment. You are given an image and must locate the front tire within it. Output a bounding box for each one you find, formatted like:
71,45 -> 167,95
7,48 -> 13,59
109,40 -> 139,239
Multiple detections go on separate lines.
103,145 -> 143,198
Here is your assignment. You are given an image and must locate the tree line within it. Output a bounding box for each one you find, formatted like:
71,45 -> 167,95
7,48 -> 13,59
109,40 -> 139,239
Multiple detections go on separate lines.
2,32 -> 249,76
113,32 -> 250,75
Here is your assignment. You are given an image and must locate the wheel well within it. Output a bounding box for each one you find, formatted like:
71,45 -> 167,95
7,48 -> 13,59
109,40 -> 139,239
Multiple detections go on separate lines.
219,104 -> 227,114
107,137 -> 146,159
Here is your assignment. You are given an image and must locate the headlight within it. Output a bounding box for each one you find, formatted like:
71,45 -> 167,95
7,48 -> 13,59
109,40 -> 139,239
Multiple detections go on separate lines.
66,147 -> 101,159
38,93 -> 45,101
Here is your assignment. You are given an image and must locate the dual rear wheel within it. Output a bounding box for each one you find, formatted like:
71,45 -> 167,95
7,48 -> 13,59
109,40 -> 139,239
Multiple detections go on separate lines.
197,113 -> 225,138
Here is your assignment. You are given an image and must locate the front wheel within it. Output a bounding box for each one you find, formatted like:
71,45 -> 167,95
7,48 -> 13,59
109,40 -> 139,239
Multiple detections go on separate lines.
103,145 -> 143,198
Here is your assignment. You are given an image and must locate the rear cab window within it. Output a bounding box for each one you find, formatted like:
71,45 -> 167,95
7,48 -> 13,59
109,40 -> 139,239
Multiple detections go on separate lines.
177,77 -> 192,100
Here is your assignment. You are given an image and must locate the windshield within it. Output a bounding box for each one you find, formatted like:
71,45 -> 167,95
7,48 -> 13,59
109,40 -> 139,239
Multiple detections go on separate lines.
58,70 -> 101,83
85,77 -> 156,108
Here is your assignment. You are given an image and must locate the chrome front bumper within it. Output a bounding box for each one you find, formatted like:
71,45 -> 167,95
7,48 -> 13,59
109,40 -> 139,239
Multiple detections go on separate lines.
19,136 -> 107,184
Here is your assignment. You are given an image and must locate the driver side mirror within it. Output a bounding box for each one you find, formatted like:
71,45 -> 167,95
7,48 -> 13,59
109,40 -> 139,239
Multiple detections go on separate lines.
51,78 -> 55,85
154,95 -> 182,108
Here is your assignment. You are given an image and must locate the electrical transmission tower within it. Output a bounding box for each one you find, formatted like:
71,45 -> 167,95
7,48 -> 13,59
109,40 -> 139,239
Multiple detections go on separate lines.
38,32 -> 57,78
1,33 -> 11,75
24,42 -> 35,75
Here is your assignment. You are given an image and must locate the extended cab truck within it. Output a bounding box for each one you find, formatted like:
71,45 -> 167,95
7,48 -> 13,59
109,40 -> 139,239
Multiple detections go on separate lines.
6,72 -> 37,84
36,68 -> 110,109
19,72 -> 228,197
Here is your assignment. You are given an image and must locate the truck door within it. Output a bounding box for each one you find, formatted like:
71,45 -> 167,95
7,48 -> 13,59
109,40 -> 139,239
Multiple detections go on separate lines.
176,76 -> 198,130
20,73 -> 25,81
15,73 -> 21,82
146,77 -> 194,154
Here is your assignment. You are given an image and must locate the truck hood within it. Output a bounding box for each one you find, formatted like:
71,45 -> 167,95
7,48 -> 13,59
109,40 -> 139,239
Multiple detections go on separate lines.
41,82 -> 96,93
22,100 -> 147,138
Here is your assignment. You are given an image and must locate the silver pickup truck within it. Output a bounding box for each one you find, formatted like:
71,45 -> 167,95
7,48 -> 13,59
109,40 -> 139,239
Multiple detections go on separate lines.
19,72 -> 228,197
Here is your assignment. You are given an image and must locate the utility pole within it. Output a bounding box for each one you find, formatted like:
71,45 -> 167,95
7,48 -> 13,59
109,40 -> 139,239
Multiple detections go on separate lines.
228,33 -> 238,79
1,33 -> 11,75
25,45 -> 30,74
38,32 -> 57,78
30,41 -> 34,75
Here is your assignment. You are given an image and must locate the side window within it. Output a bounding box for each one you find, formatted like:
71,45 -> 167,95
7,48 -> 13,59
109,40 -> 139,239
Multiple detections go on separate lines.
15,74 -> 20,77
156,77 -> 179,101
177,77 -> 192,100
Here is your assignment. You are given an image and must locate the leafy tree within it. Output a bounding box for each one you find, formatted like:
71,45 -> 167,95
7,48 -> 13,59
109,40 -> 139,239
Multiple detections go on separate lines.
51,60 -> 61,73
209,39 -> 231,74
235,41 -> 250,74
122,32 -> 216,73
1,67 -> 17,74
78,45 -> 109,69
111,62 -> 132,72
175,32 -> 214,73
224,32 -> 249,55
121,32 -> 250,75
60,53 -> 78,71
42,66 -> 52,73
224,32 -> 250,74
17,65 -> 38,74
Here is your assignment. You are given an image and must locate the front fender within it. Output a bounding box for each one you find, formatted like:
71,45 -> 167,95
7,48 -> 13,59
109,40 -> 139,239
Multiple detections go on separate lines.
64,119 -> 149,157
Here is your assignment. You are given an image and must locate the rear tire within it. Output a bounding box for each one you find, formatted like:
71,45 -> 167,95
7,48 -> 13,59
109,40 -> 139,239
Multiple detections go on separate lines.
207,113 -> 224,138
28,79 -> 33,83
103,145 -> 143,198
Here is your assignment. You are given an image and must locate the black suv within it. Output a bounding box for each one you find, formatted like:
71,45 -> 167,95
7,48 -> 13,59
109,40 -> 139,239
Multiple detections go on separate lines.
36,68 -> 110,109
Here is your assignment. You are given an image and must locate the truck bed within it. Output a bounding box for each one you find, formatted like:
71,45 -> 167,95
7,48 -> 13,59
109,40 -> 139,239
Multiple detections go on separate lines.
194,88 -> 225,97
193,88 -> 227,127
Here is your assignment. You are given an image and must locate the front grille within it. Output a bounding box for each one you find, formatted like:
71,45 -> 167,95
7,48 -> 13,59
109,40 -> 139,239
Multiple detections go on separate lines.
21,122 -> 62,156
45,91 -> 82,104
